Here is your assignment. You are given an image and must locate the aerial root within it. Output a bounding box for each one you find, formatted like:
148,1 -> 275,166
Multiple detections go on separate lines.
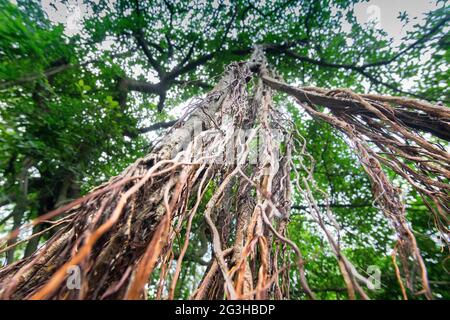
290,88 -> 443,299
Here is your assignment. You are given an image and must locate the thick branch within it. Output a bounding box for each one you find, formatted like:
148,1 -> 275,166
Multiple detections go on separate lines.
262,75 -> 450,142
119,78 -> 165,95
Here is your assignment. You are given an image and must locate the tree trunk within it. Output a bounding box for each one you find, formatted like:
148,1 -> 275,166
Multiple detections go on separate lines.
0,51 -> 263,299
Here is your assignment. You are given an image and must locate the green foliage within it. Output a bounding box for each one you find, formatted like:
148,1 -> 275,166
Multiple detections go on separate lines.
0,0 -> 146,253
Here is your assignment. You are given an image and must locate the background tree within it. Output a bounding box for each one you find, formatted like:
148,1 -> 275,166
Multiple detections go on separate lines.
0,0 -> 448,300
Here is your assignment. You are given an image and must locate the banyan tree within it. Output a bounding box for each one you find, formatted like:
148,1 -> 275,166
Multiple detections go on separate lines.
0,0 -> 448,300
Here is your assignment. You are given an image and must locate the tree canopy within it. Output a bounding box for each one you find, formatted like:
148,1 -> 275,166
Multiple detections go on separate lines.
0,0 -> 449,300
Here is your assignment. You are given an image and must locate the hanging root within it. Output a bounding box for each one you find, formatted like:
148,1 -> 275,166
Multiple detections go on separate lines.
0,59 -> 262,299
262,75 -> 448,299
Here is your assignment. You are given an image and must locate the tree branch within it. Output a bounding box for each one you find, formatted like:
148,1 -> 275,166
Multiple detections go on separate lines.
262,74 -> 450,142
134,29 -> 165,76
137,120 -> 178,134
361,14 -> 450,68
165,40 -> 307,82
165,52 -> 216,81
119,78 -> 165,95
173,79 -> 213,90
278,48 -> 435,101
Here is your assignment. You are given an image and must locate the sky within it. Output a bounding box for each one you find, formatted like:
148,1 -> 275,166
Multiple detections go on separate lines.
36,0 -> 440,41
